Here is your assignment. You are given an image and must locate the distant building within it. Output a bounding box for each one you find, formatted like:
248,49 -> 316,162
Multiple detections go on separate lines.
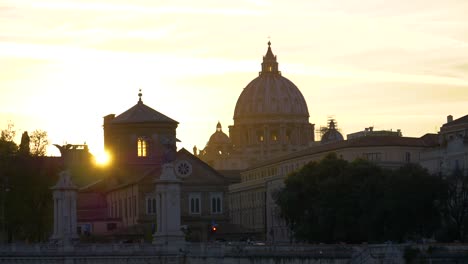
421,115 -> 468,177
347,127 -> 402,140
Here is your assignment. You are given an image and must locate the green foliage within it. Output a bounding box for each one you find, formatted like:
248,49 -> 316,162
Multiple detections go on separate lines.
0,123 -> 59,242
0,122 -> 15,142
19,132 -> 30,156
4,156 -> 60,242
30,130 -> 49,156
438,167 -> 468,242
0,122 -> 18,156
275,153 -> 445,243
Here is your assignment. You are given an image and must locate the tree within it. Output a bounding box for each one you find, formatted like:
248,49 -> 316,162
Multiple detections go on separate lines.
0,122 -> 17,156
275,153 -> 445,243
0,121 -> 15,142
382,164 -> 445,242
30,130 -> 48,156
19,132 -> 30,156
5,156 -> 60,242
440,167 -> 468,242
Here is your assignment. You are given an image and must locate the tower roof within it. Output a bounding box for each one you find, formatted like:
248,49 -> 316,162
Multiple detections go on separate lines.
111,91 -> 178,124
261,41 -> 280,75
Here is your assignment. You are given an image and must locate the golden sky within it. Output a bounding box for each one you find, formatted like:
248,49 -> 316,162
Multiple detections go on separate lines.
1,0 -> 468,157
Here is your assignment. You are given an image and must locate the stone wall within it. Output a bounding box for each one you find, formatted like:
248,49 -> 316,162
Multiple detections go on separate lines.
0,243 -> 467,264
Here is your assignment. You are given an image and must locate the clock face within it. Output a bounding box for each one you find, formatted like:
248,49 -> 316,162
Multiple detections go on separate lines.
175,160 -> 192,178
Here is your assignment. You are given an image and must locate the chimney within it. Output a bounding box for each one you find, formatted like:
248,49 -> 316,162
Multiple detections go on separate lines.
447,115 -> 453,123
104,114 -> 115,124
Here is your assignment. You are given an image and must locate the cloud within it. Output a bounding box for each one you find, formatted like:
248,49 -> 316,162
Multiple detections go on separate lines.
12,1 -> 264,16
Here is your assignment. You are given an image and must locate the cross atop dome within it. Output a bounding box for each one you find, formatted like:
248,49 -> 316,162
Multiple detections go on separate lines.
261,41 -> 280,75
138,89 -> 143,103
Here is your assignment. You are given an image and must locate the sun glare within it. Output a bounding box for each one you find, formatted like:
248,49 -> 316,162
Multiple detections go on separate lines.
94,150 -> 111,166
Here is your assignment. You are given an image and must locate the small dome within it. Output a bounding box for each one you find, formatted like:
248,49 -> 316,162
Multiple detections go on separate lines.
234,42 -> 309,121
208,122 -> 231,145
321,120 -> 344,144
321,130 -> 344,144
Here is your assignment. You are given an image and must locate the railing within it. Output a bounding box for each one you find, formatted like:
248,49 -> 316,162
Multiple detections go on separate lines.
1,242 -> 467,260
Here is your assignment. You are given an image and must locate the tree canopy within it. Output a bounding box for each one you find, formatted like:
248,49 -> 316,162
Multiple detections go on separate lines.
0,123 -> 58,242
275,153 -> 446,243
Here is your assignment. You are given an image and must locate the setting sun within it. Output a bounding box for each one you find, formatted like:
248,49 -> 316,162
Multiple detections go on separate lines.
94,150 -> 111,166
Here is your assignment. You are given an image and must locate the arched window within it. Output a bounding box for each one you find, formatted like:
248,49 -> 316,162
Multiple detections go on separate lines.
210,192 -> 223,214
146,197 -> 157,215
189,193 -> 201,214
137,137 -> 147,157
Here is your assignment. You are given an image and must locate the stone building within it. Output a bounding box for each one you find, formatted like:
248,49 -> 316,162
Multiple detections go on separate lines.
420,114 -> 468,177
347,126 -> 402,140
229,133 -> 440,242
77,92 -> 237,241
196,42 -> 315,170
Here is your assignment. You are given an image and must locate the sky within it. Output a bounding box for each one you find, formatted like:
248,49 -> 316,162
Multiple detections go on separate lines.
1,0 -> 468,158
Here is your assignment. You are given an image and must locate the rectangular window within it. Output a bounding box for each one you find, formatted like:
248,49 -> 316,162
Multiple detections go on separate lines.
210,192 -> 223,214
147,198 -> 151,214
128,197 -> 131,218
133,196 -> 137,217
152,198 -> 157,214
119,200 -> 122,218
363,152 -> 382,162
109,200 -> 113,217
125,198 -> 128,218
189,193 -> 201,214
405,152 -> 411,163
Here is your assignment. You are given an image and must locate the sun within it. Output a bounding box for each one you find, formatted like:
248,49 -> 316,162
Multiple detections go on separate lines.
94,150 -> 111,166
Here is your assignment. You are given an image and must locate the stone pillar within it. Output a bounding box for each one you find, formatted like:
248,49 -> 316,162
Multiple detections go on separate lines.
153,163 -> 186,250
50,170 -> 78,245
280,125 -> 286,144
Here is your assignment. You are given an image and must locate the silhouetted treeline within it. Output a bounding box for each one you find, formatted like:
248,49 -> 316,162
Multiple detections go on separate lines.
0,123 -> 59,242
0,123 -> 106,242
0,155 -> 60,242
276,153 -> 467,243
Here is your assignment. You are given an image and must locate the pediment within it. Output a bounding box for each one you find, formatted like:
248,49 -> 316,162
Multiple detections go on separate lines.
176,148 -> 227,185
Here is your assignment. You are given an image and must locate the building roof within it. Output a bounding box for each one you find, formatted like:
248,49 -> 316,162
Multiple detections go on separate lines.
248,134 -> 439,170
80,148 -> 230,194
110,93 -> 178,124
442,114 -> 468,128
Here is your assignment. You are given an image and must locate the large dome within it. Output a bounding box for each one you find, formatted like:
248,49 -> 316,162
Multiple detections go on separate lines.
234,42 -> 309,121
